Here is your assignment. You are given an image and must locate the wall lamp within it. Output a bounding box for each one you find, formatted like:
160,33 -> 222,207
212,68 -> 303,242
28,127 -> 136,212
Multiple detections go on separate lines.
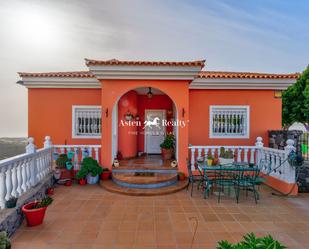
105,108 -> 108,117
182,108 -> 185,118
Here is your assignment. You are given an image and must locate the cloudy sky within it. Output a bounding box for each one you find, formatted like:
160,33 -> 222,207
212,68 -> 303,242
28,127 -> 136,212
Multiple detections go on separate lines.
0,0 -> 308,137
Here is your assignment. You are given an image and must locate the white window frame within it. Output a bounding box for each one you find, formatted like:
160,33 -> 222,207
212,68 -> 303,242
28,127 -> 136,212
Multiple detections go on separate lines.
72,105 -> 102,139
209,105 -> 250,139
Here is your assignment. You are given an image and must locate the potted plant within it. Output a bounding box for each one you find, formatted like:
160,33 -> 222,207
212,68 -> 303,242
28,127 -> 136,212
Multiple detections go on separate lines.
160,133 -> 175,160
0,231 -> 11,249
100,168 -> 111,180
46,187 -> 54,196
78,178 -> 87,185
219,147 -> 234,165
207,154 -> 213,166
22,196 -> 53,227
178,172 -> 186,181
76,157 -> 103,184
5,197 -> 18,209
55,154 -> 73,179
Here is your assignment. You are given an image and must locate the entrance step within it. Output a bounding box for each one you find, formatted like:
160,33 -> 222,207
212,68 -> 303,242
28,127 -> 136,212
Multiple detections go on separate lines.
112,166 -> 177,174
112,172 -> 178,188
100,179 -> 188,196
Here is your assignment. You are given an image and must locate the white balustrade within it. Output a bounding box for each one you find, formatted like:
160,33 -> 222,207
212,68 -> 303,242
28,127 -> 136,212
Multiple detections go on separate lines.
0,137 -> 53,209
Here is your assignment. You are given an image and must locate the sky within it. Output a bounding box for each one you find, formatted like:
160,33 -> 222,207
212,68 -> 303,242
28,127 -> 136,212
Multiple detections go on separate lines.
0,0 -> 308,137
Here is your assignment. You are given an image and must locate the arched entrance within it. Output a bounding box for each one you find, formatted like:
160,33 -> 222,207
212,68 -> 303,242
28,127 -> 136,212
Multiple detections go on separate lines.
100,79 -> 189,174
111,87 -> 178,163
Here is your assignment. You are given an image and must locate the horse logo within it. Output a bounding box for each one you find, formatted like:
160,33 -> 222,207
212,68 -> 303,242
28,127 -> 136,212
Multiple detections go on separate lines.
143,117 -> 161,129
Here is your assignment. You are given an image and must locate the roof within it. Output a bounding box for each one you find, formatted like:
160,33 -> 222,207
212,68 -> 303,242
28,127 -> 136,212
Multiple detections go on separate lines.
85,58 -> 206,68
18,70 -> 299,80
198,71 -> 299,79
18,71 -> 94,78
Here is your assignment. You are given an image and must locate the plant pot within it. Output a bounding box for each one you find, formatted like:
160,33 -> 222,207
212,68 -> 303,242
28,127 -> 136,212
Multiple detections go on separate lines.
219,158 -> 234,165
207,159 -> 213,166
46,188 -> 54,196
22,202 -> 47,227
178,174 -> 186,181
161,148 -> 173,160
5,198 -> 17,209
86,174 -> 99,184
100,171 -> 111,180
78,179 -> 87,185
64,180 -> 72,186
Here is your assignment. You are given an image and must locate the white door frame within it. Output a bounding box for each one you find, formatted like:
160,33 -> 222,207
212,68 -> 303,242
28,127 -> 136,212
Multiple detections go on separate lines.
144,109 -> 166,154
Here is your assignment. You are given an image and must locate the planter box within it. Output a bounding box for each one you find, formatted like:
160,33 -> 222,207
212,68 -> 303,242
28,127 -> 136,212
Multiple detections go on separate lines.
86,174 -> 99,184
219,158 -> 234,165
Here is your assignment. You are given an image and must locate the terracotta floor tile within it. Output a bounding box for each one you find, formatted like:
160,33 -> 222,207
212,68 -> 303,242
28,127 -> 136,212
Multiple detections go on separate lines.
156,231 -> 176,245
136,231 -> 156,245
115,231 -> 136,245
174,231 -> 193,245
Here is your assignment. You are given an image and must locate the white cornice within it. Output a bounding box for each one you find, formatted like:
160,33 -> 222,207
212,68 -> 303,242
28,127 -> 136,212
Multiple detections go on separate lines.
19,77 -> 100,88
87,65 -> 202,80
190,78 -> 296,90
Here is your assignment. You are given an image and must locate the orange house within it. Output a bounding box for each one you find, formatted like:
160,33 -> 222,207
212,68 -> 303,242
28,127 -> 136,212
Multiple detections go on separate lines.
18,59 -> 298,177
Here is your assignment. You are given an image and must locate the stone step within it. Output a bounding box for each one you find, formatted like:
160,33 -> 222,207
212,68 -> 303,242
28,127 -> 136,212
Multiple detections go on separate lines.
100,180 -> 188,196
112,166 -> 178,174
112,172 -> 177,185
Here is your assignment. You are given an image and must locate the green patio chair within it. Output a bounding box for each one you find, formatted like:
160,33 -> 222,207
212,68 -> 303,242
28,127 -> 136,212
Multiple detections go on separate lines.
186,160 -> 205,197
216,168 -> 237,203
234,167 -> 259,204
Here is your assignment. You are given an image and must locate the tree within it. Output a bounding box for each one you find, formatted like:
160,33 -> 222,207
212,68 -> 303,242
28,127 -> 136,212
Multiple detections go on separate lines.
282,65 -> 309,126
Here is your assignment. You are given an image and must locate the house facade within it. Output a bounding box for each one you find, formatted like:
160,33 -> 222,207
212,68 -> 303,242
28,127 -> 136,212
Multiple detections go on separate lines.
18,59 -> 298,174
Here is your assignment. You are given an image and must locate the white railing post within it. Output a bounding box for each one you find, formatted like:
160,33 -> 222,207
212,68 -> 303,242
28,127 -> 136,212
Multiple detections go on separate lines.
26,137 -> 37,187
0,168 -> 6,209
255,136 -> 264,167
44,136 -> 52,148
284,139 -> 296,183
190,147 -> 195,171
43,136 -> 52,176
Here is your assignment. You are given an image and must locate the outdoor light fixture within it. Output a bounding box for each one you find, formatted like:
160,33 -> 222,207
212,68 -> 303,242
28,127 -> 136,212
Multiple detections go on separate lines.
147,87 -> 153,99
182,108 -> 185,118
125,110 -> 134,121
105,108 -> 108,117
274,90 -> 282,98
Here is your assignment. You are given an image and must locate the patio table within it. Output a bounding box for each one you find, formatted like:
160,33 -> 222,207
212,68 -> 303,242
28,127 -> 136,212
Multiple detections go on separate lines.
197,162 -> 259,199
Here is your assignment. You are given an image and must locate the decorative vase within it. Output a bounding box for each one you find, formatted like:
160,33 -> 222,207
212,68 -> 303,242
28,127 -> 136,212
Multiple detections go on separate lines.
22,202 -> 48,227
67,151 -> 74,160
86,174 -> 99,184
178,174 -> 186,181
207,159 -> 213,166
66,161 -> 73,170
171,160 -> 178,168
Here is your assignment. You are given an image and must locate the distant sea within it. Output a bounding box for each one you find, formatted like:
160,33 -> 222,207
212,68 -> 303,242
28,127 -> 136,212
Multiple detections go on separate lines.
0,138 -> 27,160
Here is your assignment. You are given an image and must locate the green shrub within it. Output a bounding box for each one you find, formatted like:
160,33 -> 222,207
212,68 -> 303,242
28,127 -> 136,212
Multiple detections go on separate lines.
30,196 -> 53,209
160,133 -> 175,149
55,154 -> 69,168
219,147 -> 234,159
76,157 -> 103,179
217,233 -> 286,249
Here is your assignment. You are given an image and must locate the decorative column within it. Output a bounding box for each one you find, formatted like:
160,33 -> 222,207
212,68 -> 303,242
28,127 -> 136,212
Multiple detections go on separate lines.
44,136 -> 52,148
284,139 -> 296,183
255,136 -> 264,167
26,137 -> 37,187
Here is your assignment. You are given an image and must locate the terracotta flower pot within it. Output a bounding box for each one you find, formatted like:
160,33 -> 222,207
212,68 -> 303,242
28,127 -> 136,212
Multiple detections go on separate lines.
46,188 -> 54,196
161,148 -> 173,160
78,179 -> 87,185
100,171 -> 111,180
64,180 -> 72,186
22,202 -> 47,227
178,174 -> 186,181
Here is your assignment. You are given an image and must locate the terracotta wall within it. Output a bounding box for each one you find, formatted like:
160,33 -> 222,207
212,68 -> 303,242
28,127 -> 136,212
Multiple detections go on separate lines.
28,88 -> 101,147
118,90 -> 138,158
189,89 -> 282,146
137,94 -> 173,152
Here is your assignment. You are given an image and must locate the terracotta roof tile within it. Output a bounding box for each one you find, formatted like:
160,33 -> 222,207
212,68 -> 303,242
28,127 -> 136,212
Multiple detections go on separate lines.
85,58 -> 205,68
198,71 -> 299,79
18,71 -> 94,78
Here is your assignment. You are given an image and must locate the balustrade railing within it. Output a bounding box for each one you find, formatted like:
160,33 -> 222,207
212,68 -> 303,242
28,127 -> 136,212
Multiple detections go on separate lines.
0,136 -> 101,210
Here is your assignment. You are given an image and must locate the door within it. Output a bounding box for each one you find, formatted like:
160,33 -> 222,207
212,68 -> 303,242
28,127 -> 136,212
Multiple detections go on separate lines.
145,110 -> 166,154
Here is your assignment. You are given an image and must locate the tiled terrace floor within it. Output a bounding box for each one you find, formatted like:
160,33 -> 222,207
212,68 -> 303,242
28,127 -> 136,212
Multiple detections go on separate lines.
12,184 -> 309,249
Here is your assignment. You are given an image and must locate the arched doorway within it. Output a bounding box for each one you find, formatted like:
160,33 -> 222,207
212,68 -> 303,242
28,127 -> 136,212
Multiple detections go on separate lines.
111,87 -> 178,163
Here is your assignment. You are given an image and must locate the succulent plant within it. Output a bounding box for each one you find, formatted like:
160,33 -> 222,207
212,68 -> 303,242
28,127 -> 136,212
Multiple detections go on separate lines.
0,231 -> 11,249
31,196 -> 53,209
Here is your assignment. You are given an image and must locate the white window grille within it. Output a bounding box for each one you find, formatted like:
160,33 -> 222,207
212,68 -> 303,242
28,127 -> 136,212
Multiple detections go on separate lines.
210,106 -> 250,138
72,106 -> 102,138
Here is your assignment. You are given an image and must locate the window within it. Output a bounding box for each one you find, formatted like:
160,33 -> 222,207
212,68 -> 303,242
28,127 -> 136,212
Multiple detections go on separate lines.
210,106 -> 249,138
72,106 -> 101,138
